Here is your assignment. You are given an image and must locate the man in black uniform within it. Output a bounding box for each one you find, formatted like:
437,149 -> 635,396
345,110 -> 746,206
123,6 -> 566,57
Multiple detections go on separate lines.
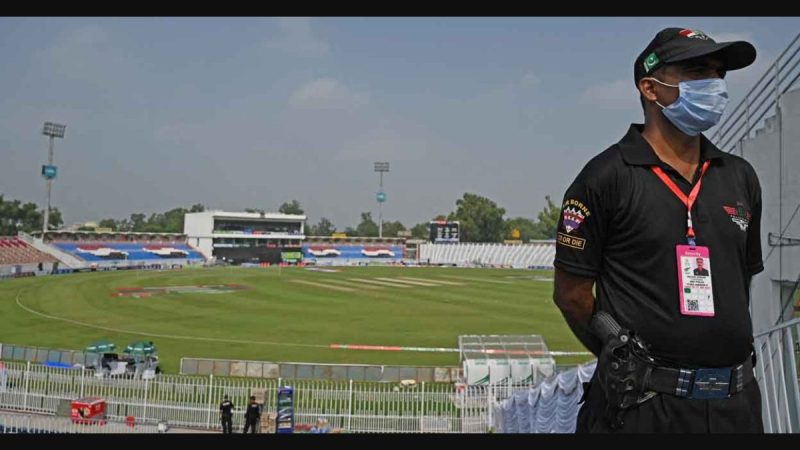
553,28 -> 764,433
243,395 -> 261,434
219,394 -> 234,434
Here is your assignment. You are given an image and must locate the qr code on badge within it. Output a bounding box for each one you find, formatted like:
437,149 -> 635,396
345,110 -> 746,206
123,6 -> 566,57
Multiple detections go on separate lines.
687,299 -> 699,311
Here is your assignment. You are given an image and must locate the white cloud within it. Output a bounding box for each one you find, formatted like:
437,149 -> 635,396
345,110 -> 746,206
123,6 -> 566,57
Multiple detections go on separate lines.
581,79 -> 637,108
520,72 -> 540,89
336,136 -> 432,162
267,17 -> 330,57
330,113 -> 451,163
155,122 -> 204,145
41,25 -> 111,82
289,78 -> 369,110
35,24 -> 144,92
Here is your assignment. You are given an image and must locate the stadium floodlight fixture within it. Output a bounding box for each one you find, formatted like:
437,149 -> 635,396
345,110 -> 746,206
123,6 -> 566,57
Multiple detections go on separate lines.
42,122 -> 66,138
374,162 -> 390,238
41,121 -> 66,235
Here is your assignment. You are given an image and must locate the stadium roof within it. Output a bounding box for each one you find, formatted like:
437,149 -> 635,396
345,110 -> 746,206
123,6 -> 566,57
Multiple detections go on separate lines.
185,211 -> 306,221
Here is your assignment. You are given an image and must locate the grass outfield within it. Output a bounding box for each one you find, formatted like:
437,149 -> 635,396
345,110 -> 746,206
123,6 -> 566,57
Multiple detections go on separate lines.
0,266 -> 590,373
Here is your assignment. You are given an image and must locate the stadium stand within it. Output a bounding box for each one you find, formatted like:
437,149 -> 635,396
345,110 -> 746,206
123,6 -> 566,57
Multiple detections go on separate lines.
301,244 -> 404,265
53,241 -> 205,263
0,236 -> 58,266
419,242 -> 555,269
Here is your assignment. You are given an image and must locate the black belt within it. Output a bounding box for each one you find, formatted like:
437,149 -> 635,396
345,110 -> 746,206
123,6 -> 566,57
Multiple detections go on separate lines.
645,357 -> 755,400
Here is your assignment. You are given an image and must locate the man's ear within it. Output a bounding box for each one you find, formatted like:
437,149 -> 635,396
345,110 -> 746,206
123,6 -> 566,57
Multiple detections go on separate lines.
639,77 -> 658,104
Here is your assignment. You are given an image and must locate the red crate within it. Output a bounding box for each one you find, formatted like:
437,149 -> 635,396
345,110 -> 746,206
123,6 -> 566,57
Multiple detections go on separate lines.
71,397 -> 107,425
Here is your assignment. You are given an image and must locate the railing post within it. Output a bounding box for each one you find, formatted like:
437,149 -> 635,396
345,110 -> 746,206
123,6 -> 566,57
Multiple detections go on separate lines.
487,385 -> 493,433
774,61 -> 781,107
782,327 -> 800,432
765,338 -> 782,432
142,377 -> 149,423
206,374 -> 214,429
347,379 -> 353,432
22,361 -> 31,411
791,324 -> 800,431
420,381 -> 425,433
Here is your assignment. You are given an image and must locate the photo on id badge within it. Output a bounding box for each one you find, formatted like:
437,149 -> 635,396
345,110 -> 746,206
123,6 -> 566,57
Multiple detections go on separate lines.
676,245 -> 714,317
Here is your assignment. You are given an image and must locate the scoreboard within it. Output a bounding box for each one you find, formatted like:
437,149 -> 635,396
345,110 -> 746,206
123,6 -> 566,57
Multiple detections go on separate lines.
429,221 -> 460,243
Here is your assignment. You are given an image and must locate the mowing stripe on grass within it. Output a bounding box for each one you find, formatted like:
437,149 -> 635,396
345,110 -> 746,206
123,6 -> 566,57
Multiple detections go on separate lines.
289,279 -> 355,292
439,275 -> 514,285
326,279 -> 384,290
374,277 -> 440,287
348,278 -> 412,288
14,290 -> 330,349
396,277 -> 464,286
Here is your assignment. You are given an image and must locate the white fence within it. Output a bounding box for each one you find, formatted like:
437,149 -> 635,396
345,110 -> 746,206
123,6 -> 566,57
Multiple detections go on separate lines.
0,361 -> 505,433
0,412 -> 159,434
754,317 -> 800,433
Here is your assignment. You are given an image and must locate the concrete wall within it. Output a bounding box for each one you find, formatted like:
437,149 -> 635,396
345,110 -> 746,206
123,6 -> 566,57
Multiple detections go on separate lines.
742,88 -> 800,332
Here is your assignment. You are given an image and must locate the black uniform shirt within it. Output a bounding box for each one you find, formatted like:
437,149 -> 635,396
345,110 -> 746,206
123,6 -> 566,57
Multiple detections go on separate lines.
220,399 -> 233,416
246,402 -> 261,420
555,124 -> 763,368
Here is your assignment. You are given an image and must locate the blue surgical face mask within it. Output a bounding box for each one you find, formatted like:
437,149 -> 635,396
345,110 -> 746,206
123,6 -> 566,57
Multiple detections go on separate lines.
647,77 -> 729,136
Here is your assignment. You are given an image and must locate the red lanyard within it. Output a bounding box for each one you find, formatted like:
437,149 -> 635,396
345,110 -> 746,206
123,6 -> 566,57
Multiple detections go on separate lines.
650,160 -> 710,245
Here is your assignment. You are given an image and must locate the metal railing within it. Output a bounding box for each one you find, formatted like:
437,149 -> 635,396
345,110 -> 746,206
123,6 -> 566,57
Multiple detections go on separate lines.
712,33 -> 800,153
0,361 -> 506,433
754,317 -> 800,433
0,412 -> 159,434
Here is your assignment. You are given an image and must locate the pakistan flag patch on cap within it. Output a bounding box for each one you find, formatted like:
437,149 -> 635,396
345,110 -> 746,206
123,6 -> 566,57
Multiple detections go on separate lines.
643,52 -> 660,73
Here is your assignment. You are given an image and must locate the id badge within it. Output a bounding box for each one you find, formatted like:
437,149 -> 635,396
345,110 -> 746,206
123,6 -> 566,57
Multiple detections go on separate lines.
676,245 -> 714,317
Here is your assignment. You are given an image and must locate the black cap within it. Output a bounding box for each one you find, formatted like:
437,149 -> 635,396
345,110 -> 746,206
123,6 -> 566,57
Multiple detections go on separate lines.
634,28 -> 756,86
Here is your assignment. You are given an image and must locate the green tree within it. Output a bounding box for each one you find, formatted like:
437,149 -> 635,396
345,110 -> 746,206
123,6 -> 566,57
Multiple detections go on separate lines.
355,212 -> 379,237
310,217 -> 335,236
410,222 -> 429,240
116,218 -> 133,232
531,196 -> 560,239
0,196 -> 41,235
381,220 -> 406,238
448,193 -> 506,243
130,213 -> 147,232
45,207 -> 63,230
0,197 -> 62,233
18,202 -> 41,232
504,217 -> 538,242
98,219 -> 118,231
278,200 -> 304,215
163,207 -> 189,233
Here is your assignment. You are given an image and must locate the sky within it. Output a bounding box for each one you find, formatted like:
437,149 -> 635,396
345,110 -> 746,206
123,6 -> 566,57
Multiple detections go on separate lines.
0,17 -> 797,230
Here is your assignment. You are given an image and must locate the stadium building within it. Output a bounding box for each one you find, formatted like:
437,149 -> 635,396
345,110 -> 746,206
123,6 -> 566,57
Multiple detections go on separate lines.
184,210 -> 306,264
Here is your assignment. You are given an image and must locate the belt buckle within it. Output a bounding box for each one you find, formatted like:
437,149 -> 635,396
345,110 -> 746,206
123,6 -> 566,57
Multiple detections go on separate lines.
690,367 -> 732,399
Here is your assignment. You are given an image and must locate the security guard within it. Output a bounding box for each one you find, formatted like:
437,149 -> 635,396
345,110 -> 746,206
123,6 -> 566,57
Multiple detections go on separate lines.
219,394 -> 234,434
553,28 -> 763,433
243,395 -> 261,434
